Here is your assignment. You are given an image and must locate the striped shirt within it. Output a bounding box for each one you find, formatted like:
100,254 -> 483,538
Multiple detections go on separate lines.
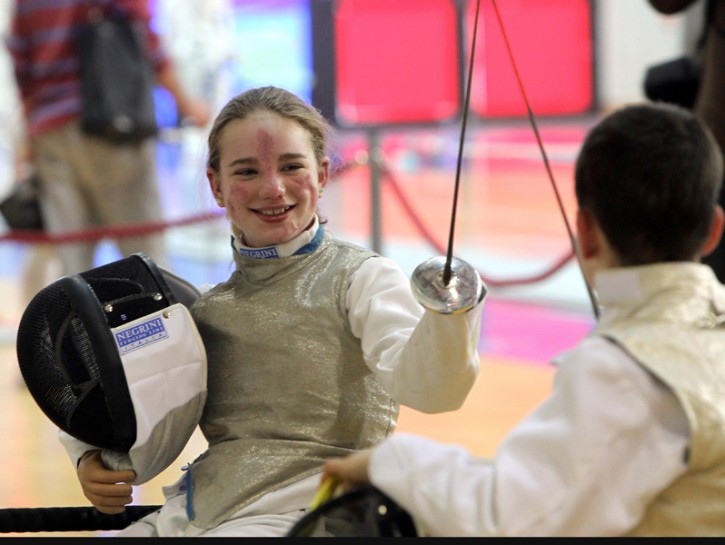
7,0 -> 169,137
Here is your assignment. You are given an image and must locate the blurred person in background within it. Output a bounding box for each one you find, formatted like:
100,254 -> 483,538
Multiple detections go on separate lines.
0,0 -> 59,312
648,0 -> 725,281
153,0 -> 237,219
6,0 -> 210,278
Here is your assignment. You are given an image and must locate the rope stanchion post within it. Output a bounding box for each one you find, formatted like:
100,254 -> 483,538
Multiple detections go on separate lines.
367,128 -> 384,255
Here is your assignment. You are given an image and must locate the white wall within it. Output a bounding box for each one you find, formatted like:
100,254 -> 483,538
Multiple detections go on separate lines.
595,0 -> 702,110
0,0 -> 22,194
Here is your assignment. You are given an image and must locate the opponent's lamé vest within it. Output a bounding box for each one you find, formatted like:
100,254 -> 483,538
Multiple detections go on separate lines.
595,265 -> 725,536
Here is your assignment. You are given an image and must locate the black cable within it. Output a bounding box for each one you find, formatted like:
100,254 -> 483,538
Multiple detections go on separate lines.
0,505 -> 161,533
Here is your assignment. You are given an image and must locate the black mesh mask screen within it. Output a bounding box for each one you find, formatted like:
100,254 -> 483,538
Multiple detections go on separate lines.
16,253 -> 199,451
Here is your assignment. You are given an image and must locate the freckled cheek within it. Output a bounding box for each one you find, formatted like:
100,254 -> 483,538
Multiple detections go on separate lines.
228,185 -> 253,199
226,186 -> 253,215
226,201 -> 239,216
291,173 -> 317,195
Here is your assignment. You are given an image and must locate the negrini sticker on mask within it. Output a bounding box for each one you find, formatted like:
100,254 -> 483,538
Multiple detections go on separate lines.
115,316 -> 169,355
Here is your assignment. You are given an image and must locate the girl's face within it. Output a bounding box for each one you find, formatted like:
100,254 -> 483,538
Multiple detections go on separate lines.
207,110 -> 329,248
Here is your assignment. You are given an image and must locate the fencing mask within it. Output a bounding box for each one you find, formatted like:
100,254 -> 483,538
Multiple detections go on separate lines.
16,253 -> 207,484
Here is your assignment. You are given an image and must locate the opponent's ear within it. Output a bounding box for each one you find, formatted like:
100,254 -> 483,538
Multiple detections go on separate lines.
702,205 -> 725,257
576,208 -> 601,259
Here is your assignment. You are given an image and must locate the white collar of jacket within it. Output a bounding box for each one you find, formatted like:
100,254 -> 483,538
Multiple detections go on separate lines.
595,262 -> 725,326
231,216 -> 321,259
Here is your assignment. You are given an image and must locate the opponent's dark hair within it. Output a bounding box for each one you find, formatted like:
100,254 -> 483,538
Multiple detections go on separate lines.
575,102 -> 723,264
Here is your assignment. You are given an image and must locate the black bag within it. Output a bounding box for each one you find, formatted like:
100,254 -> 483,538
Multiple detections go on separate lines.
0,173 -> 44,231
75,8 -> 158,144
287,486 -> 418,537
643,55 -> 701,109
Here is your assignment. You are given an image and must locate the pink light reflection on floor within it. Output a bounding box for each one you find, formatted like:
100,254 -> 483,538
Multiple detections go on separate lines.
480,298 -> 595,367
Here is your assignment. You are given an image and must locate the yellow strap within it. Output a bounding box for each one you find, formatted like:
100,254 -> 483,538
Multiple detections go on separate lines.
309,476 -> 341,510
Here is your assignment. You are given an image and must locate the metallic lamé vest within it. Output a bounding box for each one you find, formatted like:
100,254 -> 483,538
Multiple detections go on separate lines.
187,233 -> 398,530
593,265 -> 725,536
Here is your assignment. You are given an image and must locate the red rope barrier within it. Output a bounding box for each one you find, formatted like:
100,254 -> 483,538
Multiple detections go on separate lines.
0,210 -> 225,244
376,159 -> 576,289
